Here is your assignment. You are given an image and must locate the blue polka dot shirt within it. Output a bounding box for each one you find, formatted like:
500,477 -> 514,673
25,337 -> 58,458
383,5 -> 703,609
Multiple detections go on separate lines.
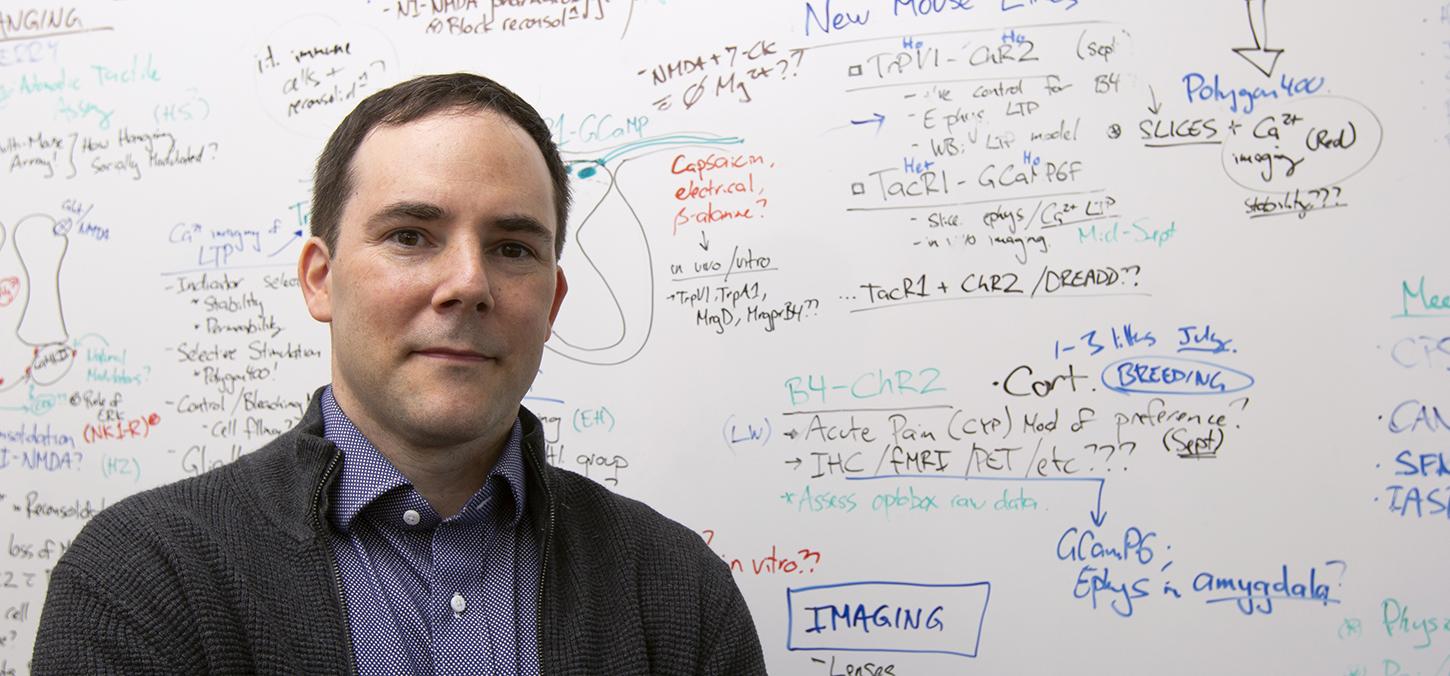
321,386 -> 540,676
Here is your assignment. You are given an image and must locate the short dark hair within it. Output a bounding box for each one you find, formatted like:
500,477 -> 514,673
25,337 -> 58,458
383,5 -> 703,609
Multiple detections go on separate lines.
310,73 -> 570,259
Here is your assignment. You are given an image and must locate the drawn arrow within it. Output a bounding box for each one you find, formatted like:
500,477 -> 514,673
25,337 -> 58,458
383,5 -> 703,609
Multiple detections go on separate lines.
698,230 -> 710,251
850,112 -> 886,132
1146,85 -> 1161,115
784,458 -> 802,470
1088,479 -> 1108,527
1232,0 -> 1285,78
267,230 -> 304,257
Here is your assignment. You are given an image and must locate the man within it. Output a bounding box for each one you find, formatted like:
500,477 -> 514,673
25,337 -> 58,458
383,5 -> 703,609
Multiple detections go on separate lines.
32,73 -> 766,674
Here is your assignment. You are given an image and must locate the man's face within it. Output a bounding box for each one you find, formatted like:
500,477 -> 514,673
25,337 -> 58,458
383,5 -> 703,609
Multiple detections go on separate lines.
299,109 -> 567,451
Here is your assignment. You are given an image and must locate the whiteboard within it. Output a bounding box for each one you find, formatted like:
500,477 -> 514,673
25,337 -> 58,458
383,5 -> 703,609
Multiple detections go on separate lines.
2,0 -> 1449,673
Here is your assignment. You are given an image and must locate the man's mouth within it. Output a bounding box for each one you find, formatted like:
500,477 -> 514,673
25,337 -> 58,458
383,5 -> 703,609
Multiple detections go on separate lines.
414,347 -> 491,362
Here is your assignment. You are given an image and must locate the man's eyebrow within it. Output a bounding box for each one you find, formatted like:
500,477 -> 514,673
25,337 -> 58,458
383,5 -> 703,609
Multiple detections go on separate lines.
366,200 -> 446,225
494,215 -> 555,244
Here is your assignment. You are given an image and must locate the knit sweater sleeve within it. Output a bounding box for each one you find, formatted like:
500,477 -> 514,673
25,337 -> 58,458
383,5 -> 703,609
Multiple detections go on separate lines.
31,561 -> 180,675
695,556 -> 768,676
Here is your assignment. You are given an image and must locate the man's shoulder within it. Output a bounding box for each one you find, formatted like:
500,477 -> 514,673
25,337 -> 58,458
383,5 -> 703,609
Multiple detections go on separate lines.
537,465 -> 765,673
60,428 -> 322,577
540,464 -> 733,592
545,465 -> 707,553
34,422 -> 356,674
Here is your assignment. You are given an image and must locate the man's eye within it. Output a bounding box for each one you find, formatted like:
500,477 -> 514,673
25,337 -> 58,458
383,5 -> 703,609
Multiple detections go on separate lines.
389,230 -> 423,246
497,242 -> 534,259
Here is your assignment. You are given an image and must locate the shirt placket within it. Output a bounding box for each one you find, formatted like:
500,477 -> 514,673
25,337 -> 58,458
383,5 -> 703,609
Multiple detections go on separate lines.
430,490 -> 516,675
388,498 -> 439,675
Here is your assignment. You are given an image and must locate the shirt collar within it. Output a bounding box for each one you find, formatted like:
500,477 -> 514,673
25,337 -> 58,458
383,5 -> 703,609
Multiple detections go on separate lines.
320,385 -> 527,532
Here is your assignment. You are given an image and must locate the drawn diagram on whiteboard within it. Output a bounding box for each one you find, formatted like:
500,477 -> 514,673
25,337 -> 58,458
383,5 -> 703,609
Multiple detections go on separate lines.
1232,0 -> 1285,77
549,133 -> 743,366
0,214 -> 77,393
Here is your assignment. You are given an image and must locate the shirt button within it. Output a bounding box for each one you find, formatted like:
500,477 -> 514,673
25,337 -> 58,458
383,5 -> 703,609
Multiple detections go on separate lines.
450,593 -> 467,614
402,509 -> 421,526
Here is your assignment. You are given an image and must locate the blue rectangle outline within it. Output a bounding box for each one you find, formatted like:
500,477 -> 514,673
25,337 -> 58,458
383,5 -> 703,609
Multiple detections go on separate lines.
785,580 -> 992,659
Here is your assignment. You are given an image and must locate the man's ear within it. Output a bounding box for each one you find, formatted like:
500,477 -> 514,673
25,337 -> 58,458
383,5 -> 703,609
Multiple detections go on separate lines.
298,236 -> 334,322
547,266 -> 568,329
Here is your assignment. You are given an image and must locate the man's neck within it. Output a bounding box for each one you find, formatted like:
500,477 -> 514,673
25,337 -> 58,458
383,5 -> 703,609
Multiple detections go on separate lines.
331,388 -> 508,518
379,436 -> 505,518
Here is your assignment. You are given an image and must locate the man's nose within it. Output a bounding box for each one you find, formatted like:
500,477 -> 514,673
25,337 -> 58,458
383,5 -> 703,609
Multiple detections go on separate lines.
434,240 -> 492,312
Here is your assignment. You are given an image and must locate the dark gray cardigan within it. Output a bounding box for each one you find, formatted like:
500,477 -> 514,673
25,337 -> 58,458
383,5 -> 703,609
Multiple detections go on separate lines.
32,392 -> 765,674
